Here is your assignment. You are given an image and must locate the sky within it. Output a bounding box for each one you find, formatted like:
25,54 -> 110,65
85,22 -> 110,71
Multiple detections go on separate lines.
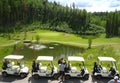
48,0 -> 120,12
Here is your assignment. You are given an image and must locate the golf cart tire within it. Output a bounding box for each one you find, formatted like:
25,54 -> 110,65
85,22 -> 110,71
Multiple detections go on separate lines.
53,74 -> 59,79
96,75 -> 102,79
65,75 -> 71,80
20,73 -> 27,78
116,74 -> 119,78
83,74 -> 89,80
33,74 -> 39,79
2,72 -> 8,77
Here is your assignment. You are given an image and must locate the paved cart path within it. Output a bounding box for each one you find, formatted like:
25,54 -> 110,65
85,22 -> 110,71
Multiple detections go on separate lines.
0,73 -> 110,83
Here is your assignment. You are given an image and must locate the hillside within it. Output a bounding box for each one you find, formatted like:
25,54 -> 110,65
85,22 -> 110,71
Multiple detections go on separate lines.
0,0 -> 120,37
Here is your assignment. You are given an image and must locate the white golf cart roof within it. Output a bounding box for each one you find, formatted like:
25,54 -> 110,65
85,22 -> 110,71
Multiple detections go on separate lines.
68,56 -> 85,61
4,55 -> 24,60
98,57 -> 116,62
37,56 -> 53,61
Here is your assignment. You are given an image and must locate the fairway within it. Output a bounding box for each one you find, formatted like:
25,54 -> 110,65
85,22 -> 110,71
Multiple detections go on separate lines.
38,31 -> 61,37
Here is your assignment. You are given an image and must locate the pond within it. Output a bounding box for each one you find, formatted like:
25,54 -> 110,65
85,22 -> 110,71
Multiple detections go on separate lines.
14,43 -> 86,60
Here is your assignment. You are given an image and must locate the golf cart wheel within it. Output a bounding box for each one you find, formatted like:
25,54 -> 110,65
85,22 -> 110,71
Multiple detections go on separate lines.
65,75 -> 71,80
53,74 -> 59,79
2,72 -> 8,77
20,73 -> 27,78
33,74 -> 39,79
96,75 -> 101,79
116,74 -> 119,78
84,74 -> 89,80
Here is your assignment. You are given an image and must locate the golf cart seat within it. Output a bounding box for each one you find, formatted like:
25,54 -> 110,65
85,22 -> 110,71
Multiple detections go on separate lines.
40,66 -> 47,73
102,67 -> 108,73
12,65 -> 20,70
7,62 -> 16,67
7,63 -> 12,68
71,67 -> 77,73
12,65 -> 19,69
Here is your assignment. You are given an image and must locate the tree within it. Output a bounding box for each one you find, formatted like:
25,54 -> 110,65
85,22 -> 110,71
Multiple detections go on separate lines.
35,35 -> 40,44
106,11 -> 120,37
1,0 -> 119,38
81,24 -> 104,49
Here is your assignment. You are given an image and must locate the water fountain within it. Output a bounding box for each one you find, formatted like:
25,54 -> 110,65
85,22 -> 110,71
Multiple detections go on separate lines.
29,44 -> 46,50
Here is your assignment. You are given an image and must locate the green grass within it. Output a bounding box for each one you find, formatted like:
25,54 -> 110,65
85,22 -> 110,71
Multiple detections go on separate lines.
81,45 -> 120,72
26,30 -> 88,44
0,46 -> 14,70
0,37 -> 14,46
34,30 -> 120,45
1,30 -> 120,47
0,30 -> 120,73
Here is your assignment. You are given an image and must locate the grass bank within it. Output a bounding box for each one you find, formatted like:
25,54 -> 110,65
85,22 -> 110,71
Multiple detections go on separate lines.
0,37 -> 15,46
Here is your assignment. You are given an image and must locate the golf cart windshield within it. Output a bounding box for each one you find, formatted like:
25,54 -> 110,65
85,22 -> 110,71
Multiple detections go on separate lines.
68,56 -> 86,70
3,55 -> 25,69
35,56 -> 55,73
98,57 -> 117,70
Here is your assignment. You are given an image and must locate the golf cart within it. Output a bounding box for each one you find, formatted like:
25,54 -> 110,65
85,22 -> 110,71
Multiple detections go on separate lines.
92,57 -> 119,79
32,56 -> 59,79
65,56 -> 89,80
2,55 -> 29,78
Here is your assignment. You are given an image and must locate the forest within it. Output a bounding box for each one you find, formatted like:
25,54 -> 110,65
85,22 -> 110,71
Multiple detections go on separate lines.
0,0 -> 120,38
